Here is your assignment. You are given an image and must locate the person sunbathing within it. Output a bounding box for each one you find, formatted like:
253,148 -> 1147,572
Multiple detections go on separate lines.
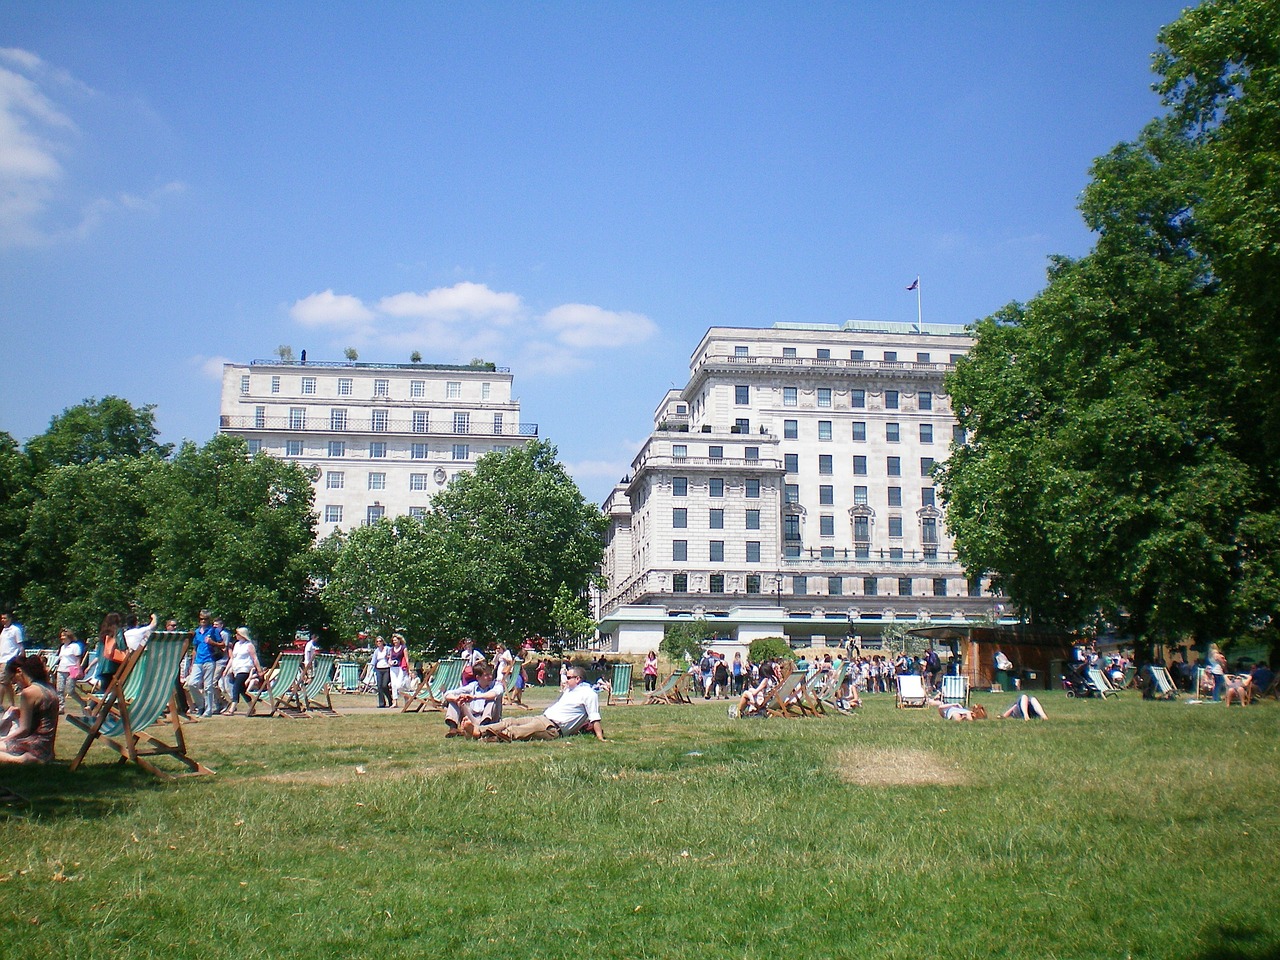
927,698 -> 986,721
1001,694 -> 1048,719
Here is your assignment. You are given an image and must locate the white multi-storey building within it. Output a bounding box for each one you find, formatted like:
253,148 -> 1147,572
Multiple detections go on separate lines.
597,321 -> 1002,654
219,359 -> 536,532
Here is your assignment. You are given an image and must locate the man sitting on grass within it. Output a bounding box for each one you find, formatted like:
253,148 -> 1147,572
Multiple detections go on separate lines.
443,663 -> 504,738
482,666 -> 606,742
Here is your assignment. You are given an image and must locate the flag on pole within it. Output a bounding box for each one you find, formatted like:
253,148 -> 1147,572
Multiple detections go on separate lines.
905,278 -> 919,291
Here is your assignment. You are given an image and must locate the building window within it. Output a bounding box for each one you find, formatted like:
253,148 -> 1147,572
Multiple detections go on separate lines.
239,375 -> 250,395
954,425 -> 968,445
371,409 -> 388,432
854,516 -> 870,540
673,540 -> 687,562
366,505 -> 385,525
735,385 -> 750,405
886,422 -> 900,443
922,518 -> 938,544
793,575 -> 807,595
409,506 -> 428,518
899,577 -> 913,597
784,419 -> 798,439
919,390 -> 933,411
785,484 -> 799,505
784,514 -> 801,541
885,390 -> 899,409
247,439 -> 262,454
452,444 -> 469,460
746,574 -> 761,593
369,442 -> 387,459
673,477 -> 688,497
785,453 -> 799,473
676,404 -> 687,415
373,379 -> 389,397
888,456 -> 901,476
821,546 -> 835,559
709,573 -> 725,593
446,381 -> 461,399
745,446 -> 759,461
411,380 -> 425,398
709,478 -> 724,497
933,578 -> 948,597
322,440 -> 342,458
673,508 -> 687,528
852,421 -> 866,442
493,413 -> 504,434
851,349 -> 864,361
817,348 -> 831,360
673,573 -> 688,592
746,479 -> 760,498
818,420 -> 832,441
888,486 -> 902,507
301,376 -> 316,395
853,456 -> 867,476
288,407 -> 305,430
921,487 -> 936,507
968,577 -> 983,597
854,485 -> 868,505
735,418 -> 750,434
817,388 -> 831,408
746,509 -> 761,530
368,472 -> 386,491
863,576 -> 878,597
254,406 -> 266,428
855,544 -> 870,559
819,454 -> 833,475
852,389 -> 866,408
708,445 -> 723,460
889,516 -> 903,538
410,473 -> 429,491
783,347 -> 797,358
413,411 -> 428,433
819,485 -> 833,505
921,457 -> 936,477
735,345 -> 749,357
324,505 -> 342,524
454,412 -> 470,434
326,471 -> 344,490
337,377 -> 352,396
746,541 -> 761,563
271,376 -> 280,394
884,351 -> 898,362
890,547 -> 904,559
820,515 -> 835,537
709,508 -> 724,529
709,541 -> 724,562
917,352 -> 930,364
411,443 -> 428,459
828,576 -> 842,596
285,440 -> 303,456
481,382 -> 491,400
330,408 -> 348,431
920,423 -> 934,443
672,444 -> 687,459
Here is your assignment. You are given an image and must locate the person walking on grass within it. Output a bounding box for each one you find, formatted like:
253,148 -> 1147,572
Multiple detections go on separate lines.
370,636 -> 393,708
222,627 -> 264,715
643,651 -> 659,693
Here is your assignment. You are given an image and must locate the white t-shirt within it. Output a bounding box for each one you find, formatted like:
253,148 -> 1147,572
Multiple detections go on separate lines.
124,621 -> 156,651
543,683 -> 602,735
0,623 -> 23,662
57,640 -> 84,673
229,640 -> 259,674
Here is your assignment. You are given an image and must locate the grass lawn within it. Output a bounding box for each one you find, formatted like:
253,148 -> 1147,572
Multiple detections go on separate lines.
1,686 -> 1277,959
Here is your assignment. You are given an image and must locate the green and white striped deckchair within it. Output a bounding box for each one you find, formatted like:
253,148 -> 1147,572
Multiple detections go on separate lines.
333,660 -> 362,693
607,662 -> 633,705
403,657 -> 464,713
292,653 -> 338,716
68,632 -> 213,780
645,669 -> 692,705
246,651 -> 305,717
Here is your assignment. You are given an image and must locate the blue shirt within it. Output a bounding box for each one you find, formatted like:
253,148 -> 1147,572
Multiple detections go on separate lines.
193,625 -> 220,664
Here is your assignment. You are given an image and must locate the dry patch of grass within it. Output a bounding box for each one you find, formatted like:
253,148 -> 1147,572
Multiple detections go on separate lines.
834,746 -> 969,787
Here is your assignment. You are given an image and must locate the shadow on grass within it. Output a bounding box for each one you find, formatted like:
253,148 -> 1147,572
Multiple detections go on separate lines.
1193,924 -> 1280,960
0,759 -> 173,822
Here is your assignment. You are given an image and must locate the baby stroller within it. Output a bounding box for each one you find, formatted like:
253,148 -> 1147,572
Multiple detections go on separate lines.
1061,664 -> 1105,698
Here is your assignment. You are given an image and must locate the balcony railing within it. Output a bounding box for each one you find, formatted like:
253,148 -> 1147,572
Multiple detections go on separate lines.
221,415 -> 538,437
632,454 -> 784,474
699,355 -> 955,375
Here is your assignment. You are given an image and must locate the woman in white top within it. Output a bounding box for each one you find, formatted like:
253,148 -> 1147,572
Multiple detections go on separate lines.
222,627 -> 264,715
54,628 -> 84,714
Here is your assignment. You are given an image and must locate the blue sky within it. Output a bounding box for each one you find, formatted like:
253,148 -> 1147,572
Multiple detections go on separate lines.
1,1 -> 1190,505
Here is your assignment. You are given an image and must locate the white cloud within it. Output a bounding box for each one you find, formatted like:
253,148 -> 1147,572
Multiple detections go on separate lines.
542,303 -> 658,349
193,354 -> 232,381
377,281 -> 521,320
290,290 -> 375,329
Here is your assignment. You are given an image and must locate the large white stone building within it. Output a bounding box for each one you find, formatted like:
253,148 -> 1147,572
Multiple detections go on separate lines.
219,359 -> 536,532
597,321 -> 1003,654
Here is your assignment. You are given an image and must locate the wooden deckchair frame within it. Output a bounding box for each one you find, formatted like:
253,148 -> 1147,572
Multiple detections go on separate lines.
402,657 -> 464,713
607,662 -> 634,705
1145,665 -> 1179,700
68,632 -> 213,780
645,668 -> 692,705
246,651 -> 304,717
765,672 -> 808,717
941,674 -> 970,706
273,653 -> 338,717
895,674 -> 928,708
1085,667 -> 1120,699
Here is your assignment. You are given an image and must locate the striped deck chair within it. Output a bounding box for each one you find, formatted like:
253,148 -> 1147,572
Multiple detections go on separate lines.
1085,667 -> 1120,699
1144,665 -> 1179,700
279,653 -> 338,717
502,658 -> 530,708
68,632 -> 213,780
402,657 -> 464,713
815,659 -> 851,712
941,674 -> 970,706
607,662 -> 634,705
645,669 -> 692,705
246,651 -> 304,717
765,672 -> 808,717
333,660 -> 362,693
895,673 -> 928,708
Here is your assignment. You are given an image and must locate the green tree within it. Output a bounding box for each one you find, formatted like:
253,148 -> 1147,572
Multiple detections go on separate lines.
550,582 -> 596,650
747,636 -> 791,664
0,433 -> 31,612
661,618 -> 713,661
24,396 -> 172,473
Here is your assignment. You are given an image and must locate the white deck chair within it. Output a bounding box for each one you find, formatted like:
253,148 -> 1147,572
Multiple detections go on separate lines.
895,673 -> 928,708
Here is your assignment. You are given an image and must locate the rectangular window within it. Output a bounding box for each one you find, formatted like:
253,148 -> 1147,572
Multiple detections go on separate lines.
954,424 -> 968,444
672,508 -> 687,528
921,487 -> 936,507
933,578 -> 948,597
855,544 -> 869,559
709,541 -> 724,562
247,439 -> 262,454
368,472 -> 386,491
851,389 -> 866,408
921,457 -> 935,476
793,575 -> 807,595
673,540 -> 688,562
968,578 -> 983,598
410,473 -> 429,491
851,349 -> 864,361
899,577 -> 913,597
746,479 -> 760,498
373,379 -> 389,397
888,456 -> 901,476
672,444 -> 687,459
890,547 -> 904,560
920,423 -> 934,443
446,381 -> 461,399
673,573 -> 688,592
744,446 -> 759,461
853,456 -> 867,476
735,418 -> 750,434
409,506 -> 428,518
454,412 -> 470,434
785,484 -> 799,505
819,485 -> 834,505
889,516 -> 903,538
886,422 -> 900,442
326,471 -> 345,490
371,409 -> 388,432
818,420 -> 832,441
854,485 -> 868,505
673,477 -> 688,497
885,390 -> 899,409
271,376 -> 280,394
369,442 -> 387,458
481,382 -> 491,400
734,345 -> 749,357
412,410 -> 428,433
326,440 -> 345,457
820,515 -> 835,537
828,576 -> 842,596
922,518 -> 939,544
301,376 -> 316,395
784,419 -> 798,439
817,388 -> 831,408
709,574 -> 725,593
330,408 -> 348,431
411,380 -> 425,398
784,544 -> 801,558
917,352 -> 930,364
288,407 -> 305,430
884,351 -> 898,362
709,478 -> 724,498
709,509 -> 724,529
746,541 -> 761,563
411,443 -> 428,459
239,375 -> 250,395
784,386 -> 798,406
452,444 -> 469,460
919,390 -> 933,411
337,377 -> 352,396
817,348 -> 831,360
254,405 -> 266,429
784,514 -> 801,540
493,413 -> 503,434
366,505 -> 385,525
735,385 -> 750,405
783,347 -> 797,358
286,440 -> 303,456
785,453 -> 799,473
854,516 -> 870,540
708,445 -> 723,460
746,509 -> 761,530
746,574 -> 761,594
852,421 -> 866,442
324,505 -> 342,524
819,454 -> 833,475
863,576 -> 878,597
888,486 -> 902,507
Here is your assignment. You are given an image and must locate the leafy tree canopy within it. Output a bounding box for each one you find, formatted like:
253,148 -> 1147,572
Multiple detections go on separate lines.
25,396 -> 172,472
